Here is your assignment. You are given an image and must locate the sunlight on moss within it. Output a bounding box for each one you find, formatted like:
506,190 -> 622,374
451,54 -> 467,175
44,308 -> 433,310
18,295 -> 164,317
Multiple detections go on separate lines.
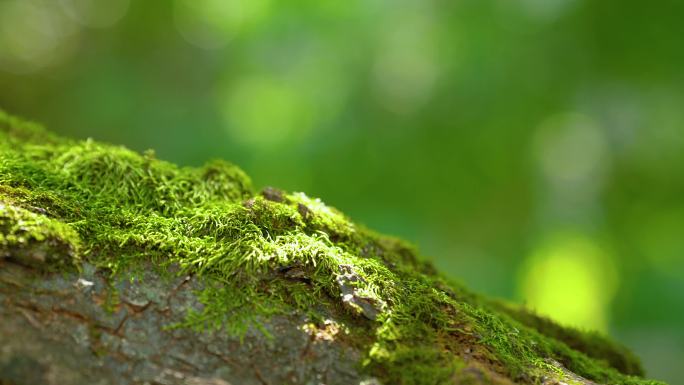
518,232 -> 618,332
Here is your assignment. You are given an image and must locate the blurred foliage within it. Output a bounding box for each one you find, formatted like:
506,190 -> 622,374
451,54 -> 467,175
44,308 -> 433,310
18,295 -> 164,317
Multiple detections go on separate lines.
0,0 -> 682,382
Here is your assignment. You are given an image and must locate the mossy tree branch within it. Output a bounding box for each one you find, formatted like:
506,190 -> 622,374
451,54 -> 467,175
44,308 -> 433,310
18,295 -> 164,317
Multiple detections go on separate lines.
0,110 -> 665,385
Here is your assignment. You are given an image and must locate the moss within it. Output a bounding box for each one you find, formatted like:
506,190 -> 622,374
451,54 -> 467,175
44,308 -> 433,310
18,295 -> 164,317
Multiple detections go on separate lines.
490,300 -> 644,376
0,110 -> 665,385
0,200 -> 80,270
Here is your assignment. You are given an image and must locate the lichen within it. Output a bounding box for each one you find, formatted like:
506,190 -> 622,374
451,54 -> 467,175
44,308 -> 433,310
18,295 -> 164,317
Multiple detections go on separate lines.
0,110 -> 665,385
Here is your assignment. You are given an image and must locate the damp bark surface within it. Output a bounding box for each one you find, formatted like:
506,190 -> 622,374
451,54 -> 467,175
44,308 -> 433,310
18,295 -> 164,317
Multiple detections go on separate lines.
0,111 -> 666,385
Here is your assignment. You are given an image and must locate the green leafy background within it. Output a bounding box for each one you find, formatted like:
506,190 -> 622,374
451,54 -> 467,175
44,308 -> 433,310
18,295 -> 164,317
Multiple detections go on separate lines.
0,0 -> 682,382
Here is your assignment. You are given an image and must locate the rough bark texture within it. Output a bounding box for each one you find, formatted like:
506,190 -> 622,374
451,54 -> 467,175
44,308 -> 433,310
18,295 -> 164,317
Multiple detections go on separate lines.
0,262 -> 364,385
0,111 -> 665,385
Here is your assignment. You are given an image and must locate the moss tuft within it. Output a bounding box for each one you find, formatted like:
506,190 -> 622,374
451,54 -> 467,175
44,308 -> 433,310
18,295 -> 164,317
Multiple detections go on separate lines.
0,200 -> 80,270
0,110 -> 665,385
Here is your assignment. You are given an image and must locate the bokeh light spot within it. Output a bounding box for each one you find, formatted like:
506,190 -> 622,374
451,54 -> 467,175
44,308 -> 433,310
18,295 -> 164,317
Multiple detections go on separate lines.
372,10 -> 439,115
518,232 -> 618,331
0,0 -> 79,74
58,0 -> 130,28
518,0 -> 577,21
174,0 -> 271,50
221,76 -> 313,148
534,113 -> 609,191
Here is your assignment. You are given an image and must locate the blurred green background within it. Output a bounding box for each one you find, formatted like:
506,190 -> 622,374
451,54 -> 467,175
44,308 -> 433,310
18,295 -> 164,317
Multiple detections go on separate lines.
1,0 -> 682,382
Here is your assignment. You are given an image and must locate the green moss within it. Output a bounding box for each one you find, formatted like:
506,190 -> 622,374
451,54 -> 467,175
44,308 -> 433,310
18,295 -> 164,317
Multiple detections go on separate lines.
490,300 -> 644,376
0,110 -> 665,385
0,199 -> 80,270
